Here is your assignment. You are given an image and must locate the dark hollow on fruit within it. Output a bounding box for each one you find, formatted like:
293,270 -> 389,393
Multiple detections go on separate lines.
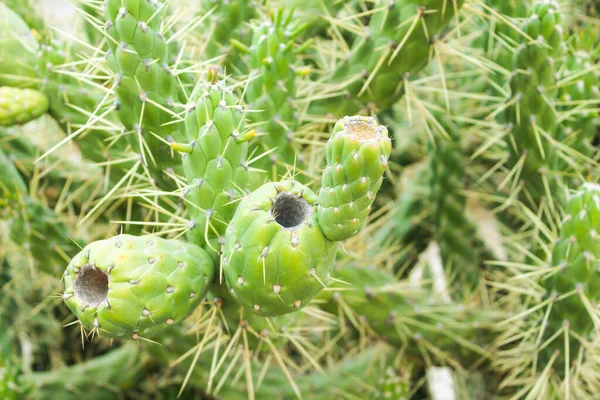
73,264 -> 109,307
272,192 -> 312,228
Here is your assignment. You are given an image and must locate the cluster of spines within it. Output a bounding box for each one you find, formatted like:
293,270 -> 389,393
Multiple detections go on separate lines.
311,0 -> 466,115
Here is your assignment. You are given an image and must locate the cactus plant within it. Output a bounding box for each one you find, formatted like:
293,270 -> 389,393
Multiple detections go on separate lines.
1,0 -> 599,399
318,116 -> 391,241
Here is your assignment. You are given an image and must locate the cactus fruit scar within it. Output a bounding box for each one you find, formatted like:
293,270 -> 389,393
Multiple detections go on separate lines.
63,234 -> 214,339
318,116 -> 391,242
223,180 -> 337,316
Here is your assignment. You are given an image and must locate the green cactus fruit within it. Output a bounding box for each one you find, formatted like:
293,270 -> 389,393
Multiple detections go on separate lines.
103,0 -> 183,170
317,116 -> 391,242
0,87 -> 48,126
63,234 -> 214,339
311,0 -> 465,115
537,183 -> 600,374
223,180 -> 337,316
504,0 -> 564,205
178,73 -> 260,254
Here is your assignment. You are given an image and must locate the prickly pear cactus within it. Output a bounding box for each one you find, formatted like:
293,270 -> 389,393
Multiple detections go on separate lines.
223,180 -> 337,316
318,116 -> 391,241
63,234 -> 214,339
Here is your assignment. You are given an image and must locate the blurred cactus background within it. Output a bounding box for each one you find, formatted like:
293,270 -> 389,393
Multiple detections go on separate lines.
1,0 -> 599,399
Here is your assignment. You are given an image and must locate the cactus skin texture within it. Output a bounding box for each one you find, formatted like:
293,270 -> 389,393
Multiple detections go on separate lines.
317,116 -> 391,242
223,180 -> 337,316
239,9 -> 309,174
103,0 -> 183,170
537,183 -> 600,375
0,87 -> 48,127
178,74 -> 257,254
504,0 -> 564,204
63,234 -> 214,339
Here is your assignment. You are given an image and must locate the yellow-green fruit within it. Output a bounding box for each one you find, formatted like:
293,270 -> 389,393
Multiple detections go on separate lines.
223,180 -> 337,316
0,87 -> 48,126
63,234 -> 214,339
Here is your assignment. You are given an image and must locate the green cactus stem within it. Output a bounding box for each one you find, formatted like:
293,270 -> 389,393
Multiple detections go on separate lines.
317,116 -> 391,241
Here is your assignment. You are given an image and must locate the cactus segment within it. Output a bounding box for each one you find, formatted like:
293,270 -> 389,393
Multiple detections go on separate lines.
557,29 -> 600,163
0,87 -> 48,127
241,9 -> 309,173
323,264 -> 497,365
538,183 -> 600,372
63,234 -> 214,339
178,75 -> 260,253
504,0 -> 564,204
312,0 -> 465,115
198,0 -> 258,62
103,0 -> 183,169
223,180 -> 337,316
317,116 -> 391,241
